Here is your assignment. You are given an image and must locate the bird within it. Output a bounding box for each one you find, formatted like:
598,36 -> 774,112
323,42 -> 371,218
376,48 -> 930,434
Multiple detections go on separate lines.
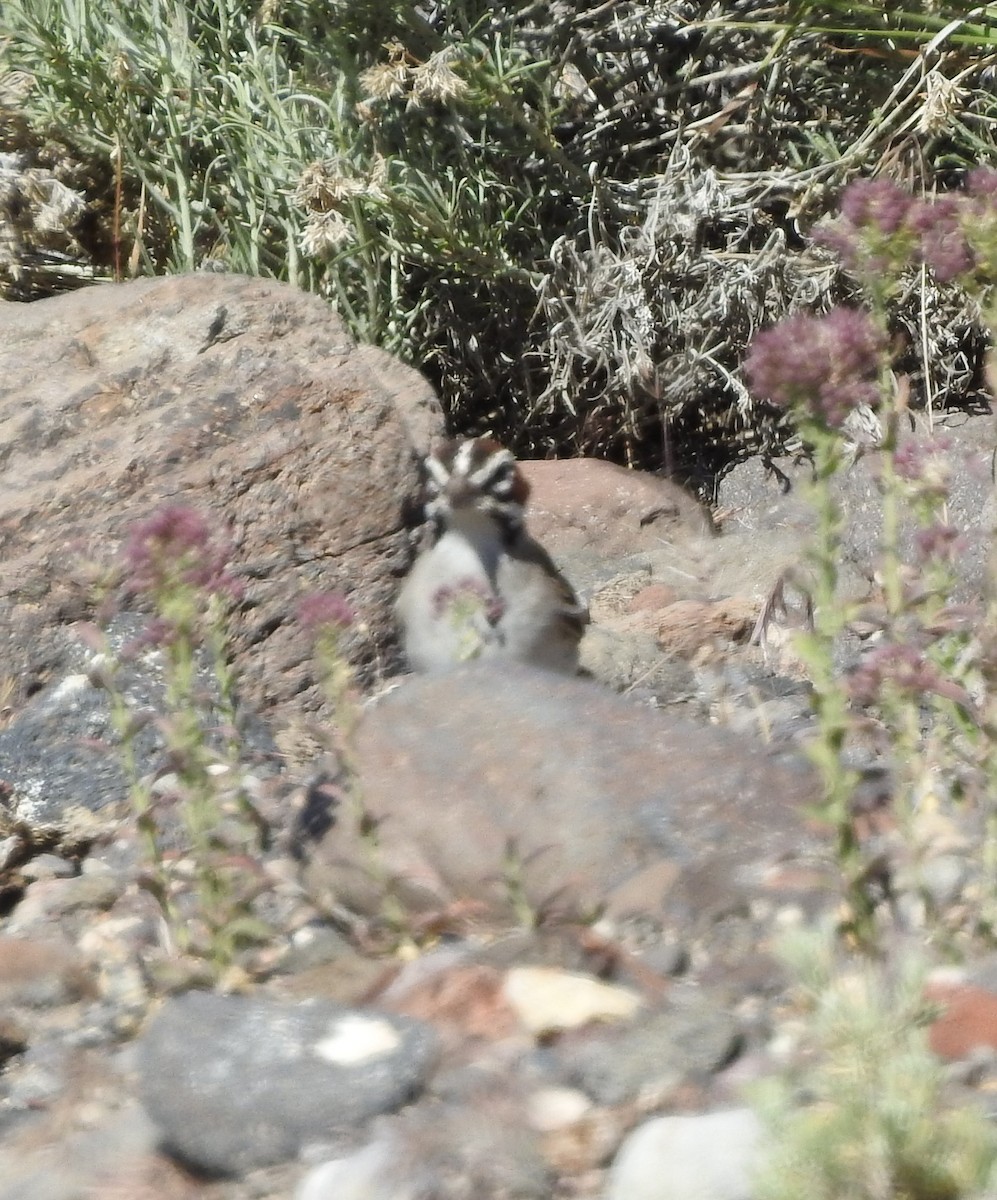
395,437 -> 588,673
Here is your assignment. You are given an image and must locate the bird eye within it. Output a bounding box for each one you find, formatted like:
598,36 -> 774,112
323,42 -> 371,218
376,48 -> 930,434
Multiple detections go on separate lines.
489,463 -> 516,494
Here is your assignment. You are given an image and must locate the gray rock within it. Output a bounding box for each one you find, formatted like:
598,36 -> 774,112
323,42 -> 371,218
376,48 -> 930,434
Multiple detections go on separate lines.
298,1093 -> 551,1200
605,1108 -> 765,1200
0,935 -> 90,1007
303,661 -> 823,931
915,854 -> 970,910
0,612 -> 280,828
520,457 -> 714,598
716,414 -> 997,609
2,1040 -> 69,1112
0,667 -> 136,826
562,1004 -> 741,1106
18,854 -> 75,881
0,1101 -> 161,1200
137,992 -> 439,1174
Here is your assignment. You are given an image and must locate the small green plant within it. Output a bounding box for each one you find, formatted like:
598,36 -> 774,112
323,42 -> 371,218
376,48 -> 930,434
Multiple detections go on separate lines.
745,307 -> 889,943
296,589 -> 416,950
745,170 -> 997,946
754,928 -> 997,1200
85,504 -> 272,986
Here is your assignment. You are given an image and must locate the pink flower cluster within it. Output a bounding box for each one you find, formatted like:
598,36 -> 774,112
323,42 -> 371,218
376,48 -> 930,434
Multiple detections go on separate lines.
913,523 -> 965,564
123,505 -> 243,602
297,591 -> 355,632
432,576 -> 504,625
744,307 -> 884,427
821,170 -> 997,284
848,642 -> 969,708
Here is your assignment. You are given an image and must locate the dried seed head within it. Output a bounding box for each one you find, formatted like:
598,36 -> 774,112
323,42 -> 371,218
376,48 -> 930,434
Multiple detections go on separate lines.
300,209 -> 354,258
917,69 -> 966,136
109,50 -> 131,86
359,58 -> 410,102
294,160 -> 367,212
411,51 -> 469,106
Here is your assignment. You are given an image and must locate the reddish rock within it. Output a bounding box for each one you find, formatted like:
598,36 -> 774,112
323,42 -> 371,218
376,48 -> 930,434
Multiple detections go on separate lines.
925,979 -> 997,1060
628,583 -> 680,612
383,963 -> 520,1044
656,598 -> 757,659
520,457 -> 713,565
0,933 -> 92,1006
0,273 -> 443,721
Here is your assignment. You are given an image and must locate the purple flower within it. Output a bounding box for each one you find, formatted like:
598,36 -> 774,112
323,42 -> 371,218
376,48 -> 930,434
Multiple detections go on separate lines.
890,437 -> 953,503
123,505 -> 242,602
966,166 -> 997,204
839,178 -> 914,236
892,436 -> 951,481
913,523 -> 965,563
432,576 -> 504,624
744,307 -> 884,428
908,196 -> 974,282
816,178 -> 917,275
848,643 -> 968,707
296,591 -> 355,631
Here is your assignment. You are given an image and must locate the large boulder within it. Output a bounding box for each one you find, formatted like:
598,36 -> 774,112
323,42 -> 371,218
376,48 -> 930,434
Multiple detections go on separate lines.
0,272 -> 443,719
301,661 -> 828,931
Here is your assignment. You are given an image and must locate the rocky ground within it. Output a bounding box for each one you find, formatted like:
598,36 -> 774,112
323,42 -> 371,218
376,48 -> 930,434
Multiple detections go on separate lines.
2,273 -> 997,1199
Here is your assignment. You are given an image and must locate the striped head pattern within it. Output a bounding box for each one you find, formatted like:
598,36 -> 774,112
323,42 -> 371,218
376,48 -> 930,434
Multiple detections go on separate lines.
423,437 -> 531,533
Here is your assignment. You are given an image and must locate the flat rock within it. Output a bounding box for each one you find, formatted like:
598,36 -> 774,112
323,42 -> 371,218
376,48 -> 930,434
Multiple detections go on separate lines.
137,992 -> 439,1175
0,272 -> 443,722
302,662 -> 825,933
502,967 -> 643,1036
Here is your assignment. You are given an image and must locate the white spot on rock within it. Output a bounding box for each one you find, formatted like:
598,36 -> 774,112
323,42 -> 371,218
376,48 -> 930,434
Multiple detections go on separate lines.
46,673 -> 92,707
313,1014 -> 401,1065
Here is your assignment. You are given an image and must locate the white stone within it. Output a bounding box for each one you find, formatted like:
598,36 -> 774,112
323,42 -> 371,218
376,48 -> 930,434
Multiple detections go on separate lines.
604,1108 -> 765,1200
502,966 -> 642,1035
43,673 -> 91,708
526,1085 -> 593,1132
295,1141 -> 410,1200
